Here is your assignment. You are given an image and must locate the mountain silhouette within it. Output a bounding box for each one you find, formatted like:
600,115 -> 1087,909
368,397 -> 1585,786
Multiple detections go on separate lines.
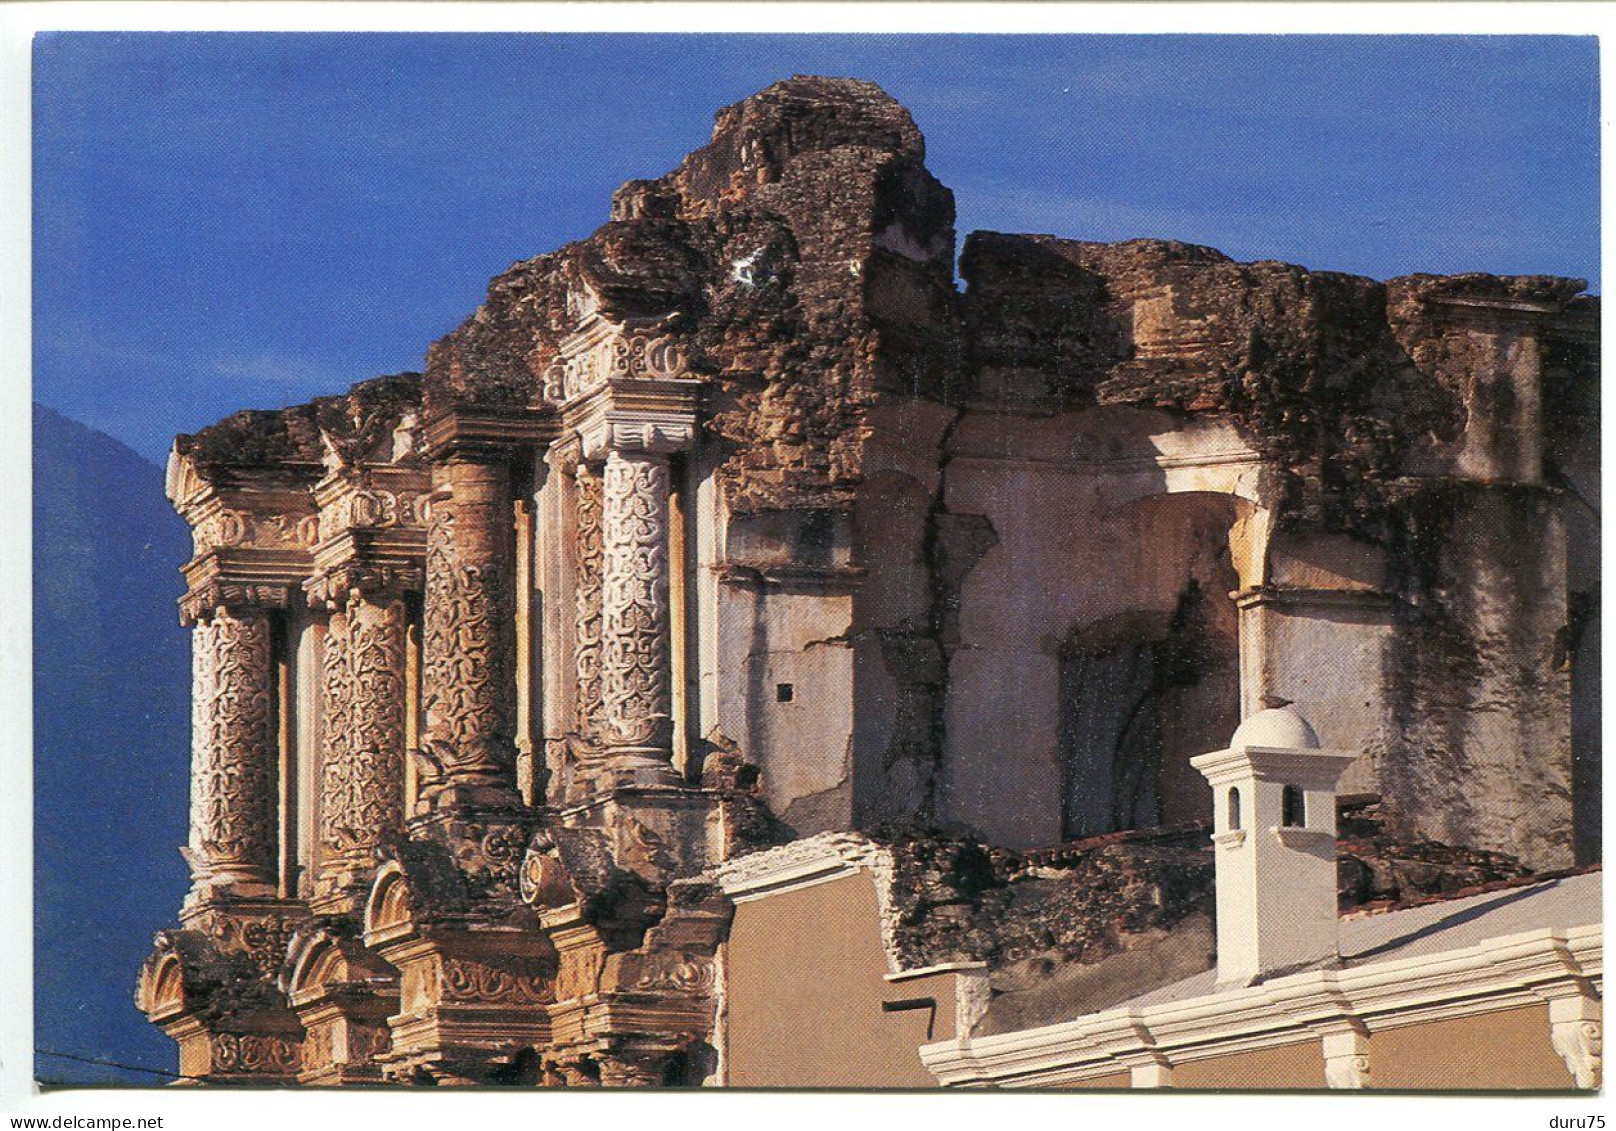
34,403 -> 192,1085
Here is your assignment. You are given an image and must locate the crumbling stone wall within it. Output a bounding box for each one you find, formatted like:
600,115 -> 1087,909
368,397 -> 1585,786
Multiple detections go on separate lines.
173,76 -> 1595,871
870,807 -> 1529,1035
424,76 -> 957,514
405,76 -> 1596,866
144,74 -> 1596,1088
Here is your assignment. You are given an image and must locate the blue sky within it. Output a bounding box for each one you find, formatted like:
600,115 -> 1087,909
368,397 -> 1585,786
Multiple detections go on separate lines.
33,34 -> 1599,466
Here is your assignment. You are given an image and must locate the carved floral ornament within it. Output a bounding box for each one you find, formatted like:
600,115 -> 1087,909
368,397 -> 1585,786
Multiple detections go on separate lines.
211,1033 -> 302,1075
315,486 -> 432,543
441,956 -> 555,1005
192,508 -> 321,555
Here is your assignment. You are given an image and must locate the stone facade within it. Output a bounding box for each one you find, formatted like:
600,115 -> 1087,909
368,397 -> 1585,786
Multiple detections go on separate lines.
137,76 -> 1598,1086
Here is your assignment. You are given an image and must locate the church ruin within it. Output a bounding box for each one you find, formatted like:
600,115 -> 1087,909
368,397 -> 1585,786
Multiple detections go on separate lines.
135,76 -> 1599,1087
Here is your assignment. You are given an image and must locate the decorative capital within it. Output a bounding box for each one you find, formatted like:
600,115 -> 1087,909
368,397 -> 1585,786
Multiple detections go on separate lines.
180,581 -> 294,626
306,561 -> 423,609
578,411 -> 698,461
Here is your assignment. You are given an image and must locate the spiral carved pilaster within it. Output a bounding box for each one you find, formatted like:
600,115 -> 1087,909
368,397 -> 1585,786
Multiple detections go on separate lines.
317,593 -> 407,872
188,609 -> 278,887
420,460 -> 518,801
600,451 -> 673,760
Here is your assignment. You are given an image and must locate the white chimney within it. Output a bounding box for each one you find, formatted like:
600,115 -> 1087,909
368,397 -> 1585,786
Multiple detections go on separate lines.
1190,705 -> 1358,986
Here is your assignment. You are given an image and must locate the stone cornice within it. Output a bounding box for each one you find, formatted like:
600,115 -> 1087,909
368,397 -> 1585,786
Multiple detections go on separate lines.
421,405 -> 556,462
1423,293 -> 1578,334
167,447 -> 324,518
710,831 -> 889,903
180,549 -> 315,623
1188,745 -> 1361,789
918,922 -> 1603,1088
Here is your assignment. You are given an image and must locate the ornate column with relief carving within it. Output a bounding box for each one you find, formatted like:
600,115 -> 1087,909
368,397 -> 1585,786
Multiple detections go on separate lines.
422,457 -> 517,804
418,410 -> 546,809
551,315 -> 701,788
167,444 -> 319,900
306,466 -> 430,907
312,581 -> 410,905
576,415 -> 697,786
184,598 -> 281,893
599,445 -> 678,775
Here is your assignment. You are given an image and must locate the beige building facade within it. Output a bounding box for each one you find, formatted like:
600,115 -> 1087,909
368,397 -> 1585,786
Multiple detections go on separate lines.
135,76 -> 1598,1088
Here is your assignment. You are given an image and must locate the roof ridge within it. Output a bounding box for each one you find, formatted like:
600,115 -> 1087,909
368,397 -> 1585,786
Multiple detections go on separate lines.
1341,862 -> 1602,920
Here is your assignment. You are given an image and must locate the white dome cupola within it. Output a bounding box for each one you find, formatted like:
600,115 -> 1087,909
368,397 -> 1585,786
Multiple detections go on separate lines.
1191,705 -> 1360,986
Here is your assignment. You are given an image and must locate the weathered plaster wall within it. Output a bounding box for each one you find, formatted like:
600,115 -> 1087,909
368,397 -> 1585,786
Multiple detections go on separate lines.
1169,1039 -> 1328,1090
723,872 -> 950,1088
1542,310 -> 1600,864
848,397 -> 962,828
1382,487 -> 1573,867
934,408 -> 1258,847
951,234 -> 1594,866
1367,1005 -> 1575,1090
702,502 -> 859,833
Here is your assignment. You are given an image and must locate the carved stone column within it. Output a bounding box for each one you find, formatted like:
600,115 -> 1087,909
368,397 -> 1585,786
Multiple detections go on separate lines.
421,455 -> 521,808
312,580 -> 410,909
185,600 -> 280,895
546,319 -> 702,792
573,460 -> 606,755
599,447 -> 678,779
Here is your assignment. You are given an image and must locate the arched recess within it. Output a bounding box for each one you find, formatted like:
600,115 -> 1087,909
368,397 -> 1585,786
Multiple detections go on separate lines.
136,952 -> 188,1023
363,861 -> 416,948
281,929 -> 351,1004
1058,491 -> 1268,837
934,404 -> 1279,849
